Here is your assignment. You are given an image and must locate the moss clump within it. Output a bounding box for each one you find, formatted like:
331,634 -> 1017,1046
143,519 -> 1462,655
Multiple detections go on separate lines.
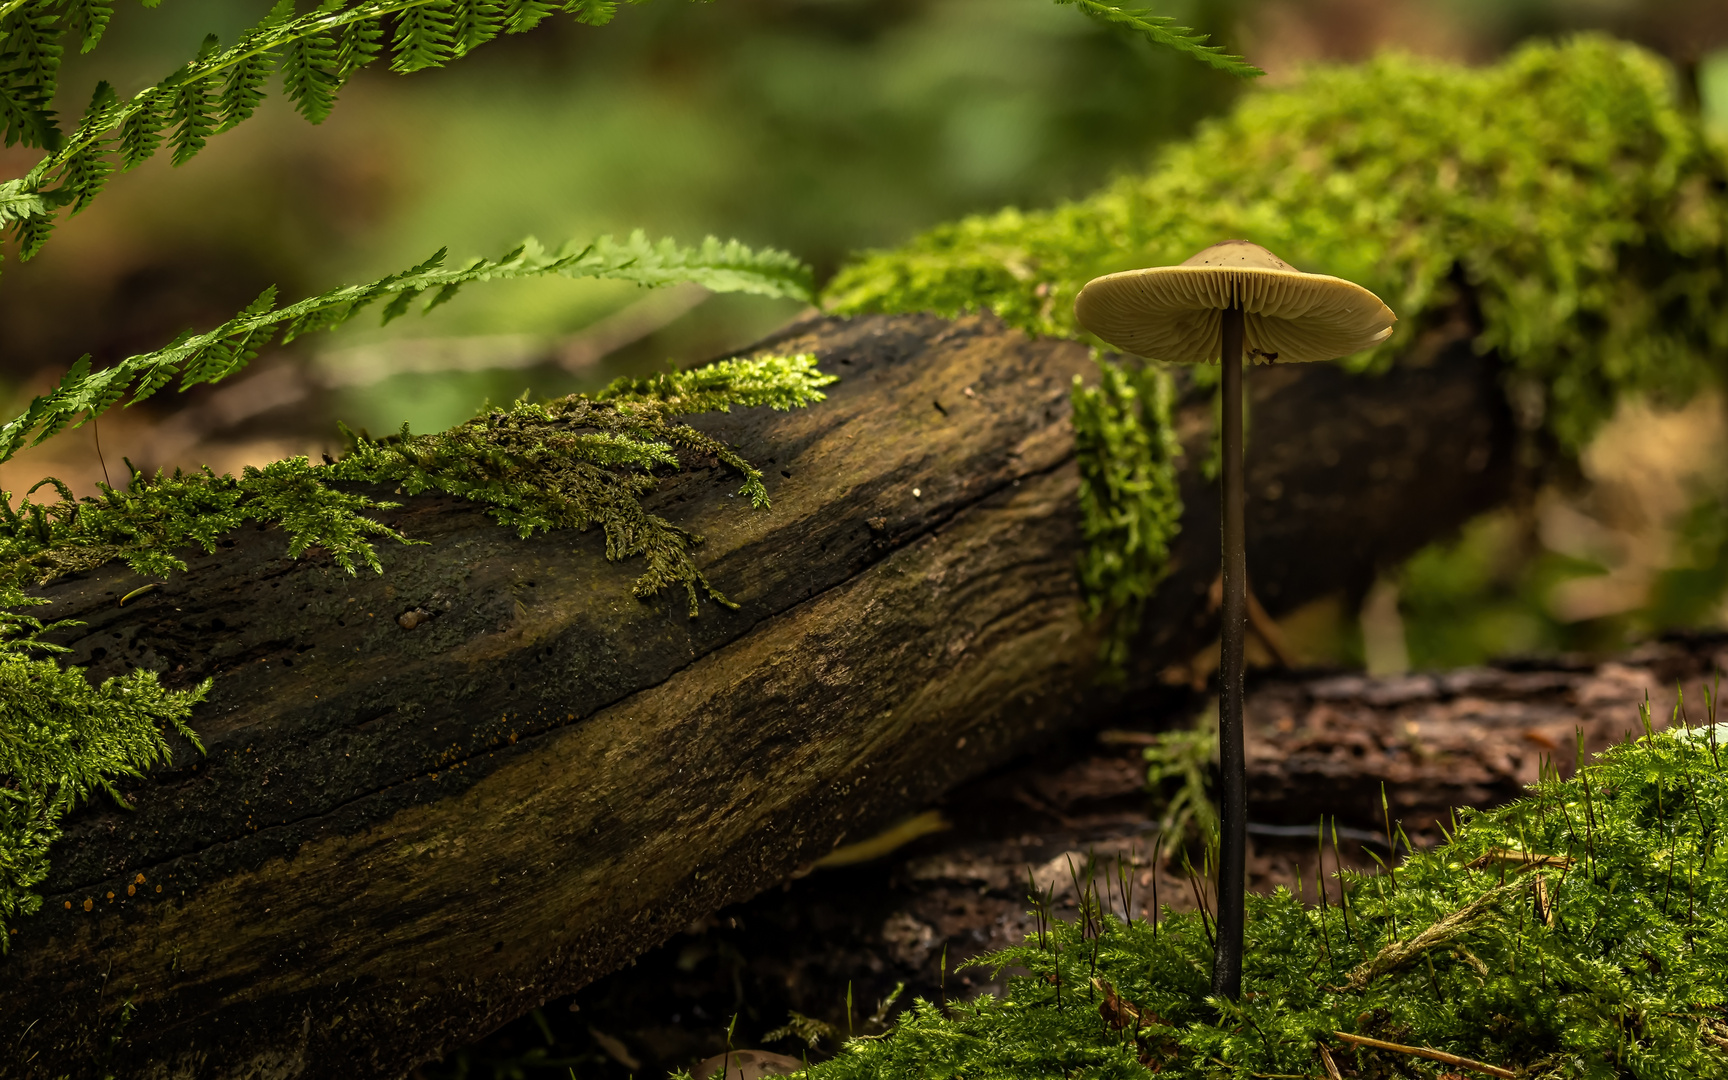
0,589 -> 207,945
1073,356 -> 1184,675
333,352 -> 836,614
808,712 -> 1728,1079
828,35 -> 1728,455
0,352 -> 834,941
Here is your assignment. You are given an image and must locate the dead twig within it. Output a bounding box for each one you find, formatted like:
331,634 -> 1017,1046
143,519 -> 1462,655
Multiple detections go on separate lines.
1464,847 -> 1573,872
1342,882 -> 1519,991
1331,1031 -> 1515,1079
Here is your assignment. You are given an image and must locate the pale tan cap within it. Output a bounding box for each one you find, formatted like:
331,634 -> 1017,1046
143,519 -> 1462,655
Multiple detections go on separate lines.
1073,240 -> 1396,364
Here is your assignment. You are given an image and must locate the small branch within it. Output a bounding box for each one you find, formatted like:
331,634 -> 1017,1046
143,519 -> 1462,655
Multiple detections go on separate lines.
1317,1045 -> 1343,1080
1331,1031 -> 1514,1079
1464,847 -> 1573,872
1343,881 -> 1518,991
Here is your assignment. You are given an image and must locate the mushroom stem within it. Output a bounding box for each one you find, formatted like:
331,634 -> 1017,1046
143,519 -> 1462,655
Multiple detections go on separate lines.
1213,301 -> 1247,1001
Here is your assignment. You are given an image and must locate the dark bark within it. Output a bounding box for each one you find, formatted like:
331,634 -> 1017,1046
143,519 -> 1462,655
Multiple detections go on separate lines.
3,311 -> 1521,1080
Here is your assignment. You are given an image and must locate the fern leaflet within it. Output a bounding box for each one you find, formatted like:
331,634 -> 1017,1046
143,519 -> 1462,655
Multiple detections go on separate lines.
0,232 -> 815,463
1053,0 -> 1263,79
501,0 -> 560,34
451,0 -> 503,57
390,2 -> 456,73
62,0 -> 111,54
0,0 -> 61,149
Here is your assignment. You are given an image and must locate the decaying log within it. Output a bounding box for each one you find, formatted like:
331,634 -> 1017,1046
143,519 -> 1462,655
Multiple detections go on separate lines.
4,311 -> 1522,1079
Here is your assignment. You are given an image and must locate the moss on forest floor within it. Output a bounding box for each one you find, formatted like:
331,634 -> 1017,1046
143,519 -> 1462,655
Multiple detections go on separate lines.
764,708 -> 1728,1080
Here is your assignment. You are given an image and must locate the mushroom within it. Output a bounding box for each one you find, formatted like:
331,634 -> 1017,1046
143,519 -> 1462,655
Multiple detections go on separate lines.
1073,239 -> 1395,999
691,1049 -> 805,1080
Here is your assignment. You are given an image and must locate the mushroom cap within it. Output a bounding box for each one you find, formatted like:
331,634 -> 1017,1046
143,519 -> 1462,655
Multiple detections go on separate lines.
692,1050 -> 805,1080
1073,240 -> 1396,364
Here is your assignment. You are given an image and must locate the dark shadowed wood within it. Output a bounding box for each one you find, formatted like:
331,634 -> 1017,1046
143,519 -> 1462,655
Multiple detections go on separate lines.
2,311 -> 1521,1080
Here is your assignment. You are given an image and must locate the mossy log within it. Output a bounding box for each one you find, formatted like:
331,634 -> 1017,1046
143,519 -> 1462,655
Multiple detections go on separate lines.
4,311 -> 1521,1080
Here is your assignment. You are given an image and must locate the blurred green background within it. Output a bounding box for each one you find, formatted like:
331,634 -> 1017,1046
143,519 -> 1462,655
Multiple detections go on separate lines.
2,0 -> 1727,678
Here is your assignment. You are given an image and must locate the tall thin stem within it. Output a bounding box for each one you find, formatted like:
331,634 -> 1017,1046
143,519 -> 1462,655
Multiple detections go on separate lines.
1214,301 -> 1247,1000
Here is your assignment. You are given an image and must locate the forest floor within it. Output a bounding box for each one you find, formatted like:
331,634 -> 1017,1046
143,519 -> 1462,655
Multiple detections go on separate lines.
420,632 -> 1728,1080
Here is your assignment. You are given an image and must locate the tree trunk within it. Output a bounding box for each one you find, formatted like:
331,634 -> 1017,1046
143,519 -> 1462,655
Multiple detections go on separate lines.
3,311 -> 1520,1080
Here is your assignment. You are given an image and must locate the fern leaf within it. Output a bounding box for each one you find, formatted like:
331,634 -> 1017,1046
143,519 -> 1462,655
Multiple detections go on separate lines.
500,0 -> 559,34
423,281 -> 465,314
1052,0 -> 1262,79
0,0 -> 64,148
558,231 -> 818,298
390,3 -> 457,73
0,178 -> 45,226
279,23 -> 341,123
335,15 -> 385,78
563,0 -> 619,27
0,234 -> 813,464
379,287 -> 425,324
451,0 -> 502,57
167,44 -> 221,166
13,208 -> 51,259
116,90 -> 165,169
0,79 -> 55,153
57,145 -> 111,214
76,77 -> 118,126
217,51 -> 273,132
63,0 -> 113,53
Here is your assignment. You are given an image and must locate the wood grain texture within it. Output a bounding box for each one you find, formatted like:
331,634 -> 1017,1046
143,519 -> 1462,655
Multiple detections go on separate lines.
3,312 -> 1521,1079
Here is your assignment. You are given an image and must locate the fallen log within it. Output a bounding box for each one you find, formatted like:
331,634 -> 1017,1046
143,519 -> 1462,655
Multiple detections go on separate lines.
4,310 -> 1521,1079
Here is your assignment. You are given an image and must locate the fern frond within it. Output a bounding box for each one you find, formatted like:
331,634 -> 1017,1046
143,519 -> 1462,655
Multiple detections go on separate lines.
0,234 -> 813,464
1053,0 -> 1262,79
335,15 -> 385,78
116,89 -> 165,169
166,39 -> 222,165
0,178 -> 44,226
501,0 -> 559,34
564,0 -> 620,27
11,204 -> 49,258
279,17 -> 342,124
390,2 -> 456,73
451,0 -> 503,57
61,0 -> 112,53
0,0 -> 64,148
217,52 -> 273,132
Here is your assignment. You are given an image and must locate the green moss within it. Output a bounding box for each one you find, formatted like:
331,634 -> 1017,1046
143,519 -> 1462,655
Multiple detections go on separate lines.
828,35 -> 1728,455
1073,356 -> 1183,676
807,714 -> 1728,1079
0,587 -> 207,946
333,352 -> 836,614
0,352 -> 834,942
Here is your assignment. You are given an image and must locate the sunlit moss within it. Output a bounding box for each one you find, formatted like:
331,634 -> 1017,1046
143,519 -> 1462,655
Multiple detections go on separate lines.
805,720 -> 1728,1079
829,35 -> 1728,455
1072,355 -> 1183,675
0,586 -> 208,949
